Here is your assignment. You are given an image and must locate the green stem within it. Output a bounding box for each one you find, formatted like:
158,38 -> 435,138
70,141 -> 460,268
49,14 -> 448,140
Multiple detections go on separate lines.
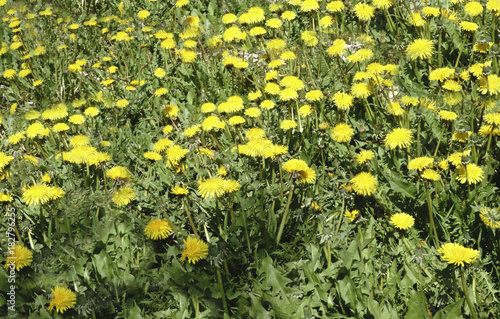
162,211 -> 179,237
242,209 -> 252,254
216,267 -> 229,316
183,198 -> 199,239
425,183 -> 440,248
276,180 -> 294,244
461,267 -> 477,319
454,38 -> 467,68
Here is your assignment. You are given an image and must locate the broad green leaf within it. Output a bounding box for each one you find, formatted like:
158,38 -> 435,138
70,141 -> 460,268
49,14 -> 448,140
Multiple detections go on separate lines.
405,291 -> 428,319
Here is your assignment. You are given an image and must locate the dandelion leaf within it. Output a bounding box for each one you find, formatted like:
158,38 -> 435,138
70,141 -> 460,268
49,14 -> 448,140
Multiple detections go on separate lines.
404,291 -> 428,319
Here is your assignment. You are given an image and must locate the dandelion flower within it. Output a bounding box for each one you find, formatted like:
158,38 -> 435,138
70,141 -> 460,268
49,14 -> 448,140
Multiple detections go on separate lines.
438,243 -> 479,266
354,3 -> 375,21
422,6 -> 440,17
143,151 -> 162,161
479,207 -> 500,228
345,210 -> 360,222
327,39 -> 347,57
439,110 -> 458,121
350,172 -> 378,196
155,88 -> 168,97
183,125 -> 200,138
8,132 -> 25,145
68,114 -> 85,125
332,92 -> 354,110
305,90 -> 324,101
443,80 -> 462,92
408,156 -> 434,171
484,113 -> 500,126
326,1 -> 345,13
200,102 -> 216,113
281,10 -> 296,21
48,286 -> 77,313
456,164 -> 484,184
282,159 -> 316,183
202,116 -> 223,132
4,245 -> 33,271
180,237 -> 209,264
112,187 -> 135,206
465,2 -> 483,16
347,49 -> 374,63
389,213 -> 415,230
486,0 -> 500,12
356,150 -> 375,164
107,166 -> 131,181
197,178 -> 225,198
280,120 -> 297,130
222,13 -> 237,24
477,75 -> 500,95
171,185 -> 189,195
245,107 -> 262,118
166,145 -> 189,164
429,68 -> 455,81
280,88 -> 298,101
301,31 -> 318,47
351,82 -> 372,98
144,219 -> 172,240
26,123 -> 49,138
152,139 -> 173,153
332,123 -> 354,143
70,135 -> 90,147
373,0 -> 393,10
22,184 -> 65,206
3,69 -> 16,78
0,152 -> 14,170
385,128 -> 413,150
299,105 -> 313,117
84,107 -> 100,117
421,169 -> 440,181
301,0 -> 319,12
406,39 -> 434,60
460,21 -> 478,32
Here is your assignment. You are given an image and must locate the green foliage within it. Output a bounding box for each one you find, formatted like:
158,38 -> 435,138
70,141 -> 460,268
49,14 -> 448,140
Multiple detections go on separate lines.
1,0 -> 500,318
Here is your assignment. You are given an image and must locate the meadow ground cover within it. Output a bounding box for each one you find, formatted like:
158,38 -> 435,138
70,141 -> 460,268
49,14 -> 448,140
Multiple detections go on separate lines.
1,0 -> 500,317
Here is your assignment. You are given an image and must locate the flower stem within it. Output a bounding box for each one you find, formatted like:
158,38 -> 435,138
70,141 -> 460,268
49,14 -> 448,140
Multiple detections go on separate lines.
216,266 -> 229,316
183,198 -> 200,239
162,211 -> 179,237
276,180 -> 294,244
461,267 -> 478,319
425,182 -> 440,248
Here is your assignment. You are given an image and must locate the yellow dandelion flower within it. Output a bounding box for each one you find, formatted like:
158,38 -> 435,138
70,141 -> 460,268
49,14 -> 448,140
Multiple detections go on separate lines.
5,245 -> 33,271
406,38 -> 434,60
48,286 -> 76,313
112,186 -> 135,206
332,123 -> 354,143
180,237 -> 209,264
438,243 -> 479,266
350,172 -> 378,196
408,156 -> 434,171
280,120 -> 297,130
479,207 -> 500,228
356,150 -> 375,164
354,3 -> 375,21
389,213 -> 415,230
421,169 -> 440,181
456,164 -> 484,184
22,184 -> 65,206
144,219 -> 172,240
385,128 -> 413,150
344,210 -> 360,222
